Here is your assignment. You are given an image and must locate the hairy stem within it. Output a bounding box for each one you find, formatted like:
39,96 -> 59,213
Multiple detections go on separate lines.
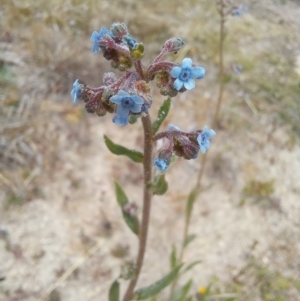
168,2 -> 225,299
122,113 -> 153,301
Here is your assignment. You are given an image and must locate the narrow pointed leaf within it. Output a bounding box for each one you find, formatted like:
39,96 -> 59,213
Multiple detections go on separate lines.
181,260 -> 202,275
152,98 -> 171,134
147,174 -> 168,195
172,280 -> 192,301
115,182 -> 139,235
183,234 -> 197,249
104,135 -> 143,163
185,189 -> 197,222
132,265 -> 183,300
169,244 -> 177,269
109,280 -> 120,301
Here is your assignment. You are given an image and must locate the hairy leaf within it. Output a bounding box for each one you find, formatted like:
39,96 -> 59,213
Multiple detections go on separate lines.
115,182 -> 139,235
104,135 -> 143,163
109,280 -> 120,301
172,280 -> 192,301
152,98 -> 171,134
132,265 -> 183,300
181,260 -> 202,275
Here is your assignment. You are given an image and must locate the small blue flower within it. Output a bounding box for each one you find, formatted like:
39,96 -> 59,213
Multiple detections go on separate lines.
153,158 -> 168,173
70,79 -> 81,106
110,90 -> 144,126
90,27 -> 109,53
170,58 -> 205,91
197,126 -> 216,154
112,114 -> 130,126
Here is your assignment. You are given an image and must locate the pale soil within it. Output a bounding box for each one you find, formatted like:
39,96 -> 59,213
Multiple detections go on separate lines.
1,0 -> 300,301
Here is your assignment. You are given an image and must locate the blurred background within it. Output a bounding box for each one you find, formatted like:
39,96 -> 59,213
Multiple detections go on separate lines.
0,0 -> 300,300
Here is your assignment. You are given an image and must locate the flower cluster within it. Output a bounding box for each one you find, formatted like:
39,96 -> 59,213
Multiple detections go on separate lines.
153,126 -> 216,172
70,22 -> 206,126
70,22 -> 215,172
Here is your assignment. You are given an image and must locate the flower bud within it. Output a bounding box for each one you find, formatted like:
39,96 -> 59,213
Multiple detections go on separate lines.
173,136 -> 199,160
130,43 -> 144,60
164,37 -> 185,53
153,149 -> 172,172
110,22 -> 128,40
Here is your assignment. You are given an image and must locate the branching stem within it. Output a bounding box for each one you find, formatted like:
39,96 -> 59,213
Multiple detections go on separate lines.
168,1 -> 226,299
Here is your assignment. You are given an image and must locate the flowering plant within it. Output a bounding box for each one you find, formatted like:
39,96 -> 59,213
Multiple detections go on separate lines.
71,22 -> 215,301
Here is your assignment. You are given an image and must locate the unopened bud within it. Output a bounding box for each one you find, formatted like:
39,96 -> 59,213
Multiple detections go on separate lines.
164,37 -> 185,52
110,22 -> 128,40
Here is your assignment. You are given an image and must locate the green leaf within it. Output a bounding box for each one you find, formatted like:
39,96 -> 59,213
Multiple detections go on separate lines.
109,280 -> 120,301
183,234 -> 197,249
104,135 -> 143,163
172,280 -> 192,301
147,174 -> 168,195
115,182 -> 139,235
185,189 -> 197,222
181,260 -> 202,275
132,265 -> 183,300
115,182 -> 129,207
169,244 -> 177,269
152,98 -> 171,135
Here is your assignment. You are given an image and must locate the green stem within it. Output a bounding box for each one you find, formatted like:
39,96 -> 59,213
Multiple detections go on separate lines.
168,2 -> 226,299
122,113 -> 153,301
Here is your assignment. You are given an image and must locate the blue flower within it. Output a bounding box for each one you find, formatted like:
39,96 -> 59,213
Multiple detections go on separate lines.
90,27 -> 109,53
197,126 -> 216,154
110,90 -> 144,126
70,79 -> 81,106
153,158 -> 168,173
170,58 -> 205,91
112,114 -> 130,126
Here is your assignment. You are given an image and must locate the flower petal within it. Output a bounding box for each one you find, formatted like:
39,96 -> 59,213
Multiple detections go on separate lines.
173,78 -> 184,91
99,27 -> 109,36
92,43 -> 100,53
200,145 -> 206,154
118,90 -> 130,97
110,95 -> 123,105
207,129 -> 216,138
171,66 -> 182,78
116,105 -> 130,116
112,114 -> 129,126
191,66 -> 206,79
184,79 -> 195,90
181,58 -> 193,69
90,31 -> 99,43
130,102 -> 142,113
153,158 -> 168,172
131,95 -> 144,104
